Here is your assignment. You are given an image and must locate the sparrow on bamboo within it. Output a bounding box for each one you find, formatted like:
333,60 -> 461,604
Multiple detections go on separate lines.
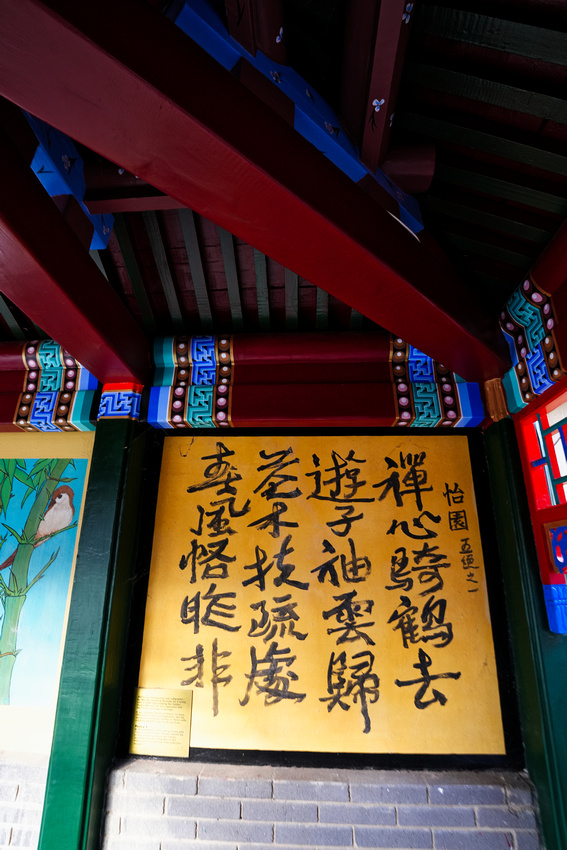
0,485 -> 75,571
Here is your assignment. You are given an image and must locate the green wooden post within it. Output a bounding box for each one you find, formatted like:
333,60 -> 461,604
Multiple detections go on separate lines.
484,419 -> 567,850
38,420 -> 162,850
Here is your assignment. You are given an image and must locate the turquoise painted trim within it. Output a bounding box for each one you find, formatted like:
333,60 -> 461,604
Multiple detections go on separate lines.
502,369 -> 527,414
69,390 -> 97,431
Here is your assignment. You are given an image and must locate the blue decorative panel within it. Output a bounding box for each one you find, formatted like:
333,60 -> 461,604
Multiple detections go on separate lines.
408,346 -> 435,382
543,584 -> 567,634
37,339 -> 64,370
98,389 -> 142,420
39,370 -> 63,393
148,387 -> 175,430
191,336 -> 217,385
30,393 -> 60,432
526,345 -> 554,395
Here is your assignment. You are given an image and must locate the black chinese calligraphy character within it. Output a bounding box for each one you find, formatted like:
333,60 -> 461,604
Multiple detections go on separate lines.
242,545 -> 273,591
179,538 -> 236,582
180,583 -> 241,633
340,537 -> 371,583
240,642 -> 306,706
448,510 -> 468,531
387,511 -> 442,540
323,590 -> 376,645
248,501 -> 298,538
248,595 -> 308,642
187,442 -> 242,495
254,448 -> 302,500
442,482 -> 465,506
273,534 -> 309,590
320,650 -> 379,733
180,644 -> 205,687
307,451 -> 374,503
394,648 -> 461,708
373,452 -> 432,511
326,504 -> 364,537
191,496 -> 251,537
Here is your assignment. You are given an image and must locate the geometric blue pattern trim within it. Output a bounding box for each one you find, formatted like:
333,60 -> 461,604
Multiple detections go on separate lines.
408,346 -> 435,382
526,344 -> 554,395
501,327 -> 519,367
37,339 -> 64,370
30,392 -> 60,432
507,287 -> 546,351
412,382 -> 441,426
187,385 -> 215,427
191,336 -> 217,385
543,583 -> 567,634
97,390 -> 142,420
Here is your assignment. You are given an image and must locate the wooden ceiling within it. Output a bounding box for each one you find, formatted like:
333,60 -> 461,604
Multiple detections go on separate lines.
0,0 -> 565,385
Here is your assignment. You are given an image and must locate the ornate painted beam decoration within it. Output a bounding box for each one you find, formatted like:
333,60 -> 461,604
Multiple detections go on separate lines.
500,275 -> 565,413
149,337 -> 233,429
97,383 -> 143,421
14,340 -> 98,432
390,339 -> 484,427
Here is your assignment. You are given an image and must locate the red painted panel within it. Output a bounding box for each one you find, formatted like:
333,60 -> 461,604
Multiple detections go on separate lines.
230,382 -> 397,427
0,0 -> 510,382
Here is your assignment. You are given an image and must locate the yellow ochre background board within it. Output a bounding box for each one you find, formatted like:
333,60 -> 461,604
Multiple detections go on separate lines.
139,434 -> 505,755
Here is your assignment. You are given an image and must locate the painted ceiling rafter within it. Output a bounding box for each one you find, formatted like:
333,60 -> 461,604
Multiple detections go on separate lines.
0,0 -> 510,382
0,123 -> 150,385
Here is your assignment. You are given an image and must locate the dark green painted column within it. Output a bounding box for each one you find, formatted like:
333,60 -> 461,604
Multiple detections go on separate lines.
484,419 -> 567,850
38,420 -> 162,850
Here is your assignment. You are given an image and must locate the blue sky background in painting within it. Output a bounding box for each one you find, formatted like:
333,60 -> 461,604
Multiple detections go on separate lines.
1,458 -> 88,707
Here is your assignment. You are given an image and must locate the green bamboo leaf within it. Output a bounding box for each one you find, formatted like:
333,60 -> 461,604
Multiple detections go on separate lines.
2,524 -> 25,545
6,460 -> 16,482
20,486 -> 36,509
57,476 -> 77,484
0,478 -> 12,517
16,460 -> 27,470
29,459 -> 51,477
14,467 -> 34,489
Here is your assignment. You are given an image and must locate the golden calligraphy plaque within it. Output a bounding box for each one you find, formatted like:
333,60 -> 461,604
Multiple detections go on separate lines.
138,435 -> 505,755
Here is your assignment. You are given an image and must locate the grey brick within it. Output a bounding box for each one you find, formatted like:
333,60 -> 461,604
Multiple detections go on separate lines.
198,819 -> 273,843
120,816 -> 196,839
106,841 -> 161,850
162,843 -> 237,850
275,822 -> 352,846
515,831 -> 543,850
0,804 -> 41,825
198,776 -> 271,799
434,830 -> 514,849
167,795 -> 240,819
0,782 -> 17,802
351,783 -> 427,804
242,799 -> 318,822
125,772 -> 197,796
429,784 -> 506,806
102,812 -> 121,838
0,827 -> 11,845
398,804 -> 476,827
355,826 -> 432,848
506,785 -> 534,807
476,806 -> 538,830
0,763 -> 46,784
273,779 -> 349,802
8,827 -> 40,847
15,784 -> 45,804
104,793 -> 164,815
319,802 -> 395,826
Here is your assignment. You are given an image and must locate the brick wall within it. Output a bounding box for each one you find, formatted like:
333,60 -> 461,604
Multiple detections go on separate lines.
0,753 -> 47,850
103,759 -> 542,850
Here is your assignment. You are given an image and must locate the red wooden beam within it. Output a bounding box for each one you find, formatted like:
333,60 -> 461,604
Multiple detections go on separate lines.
341,0 -> 413,171
0,129 -> 150,384
0,0 -> 510,382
